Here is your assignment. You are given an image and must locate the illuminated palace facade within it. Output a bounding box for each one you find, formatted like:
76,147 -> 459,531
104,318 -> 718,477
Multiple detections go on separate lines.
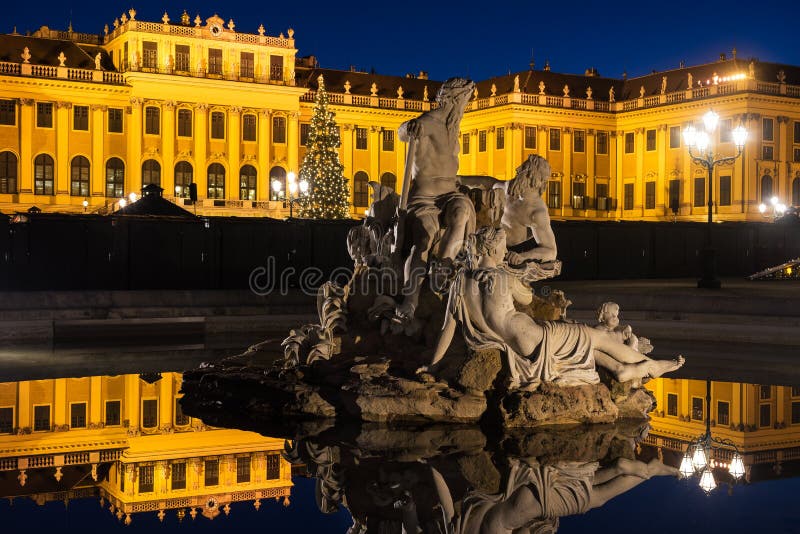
1,9 -> 800,220
0,372 -> 293,525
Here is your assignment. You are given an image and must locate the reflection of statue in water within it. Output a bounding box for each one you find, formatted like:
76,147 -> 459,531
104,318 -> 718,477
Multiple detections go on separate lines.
394,78 -> 477,323
421,227 -> 683,390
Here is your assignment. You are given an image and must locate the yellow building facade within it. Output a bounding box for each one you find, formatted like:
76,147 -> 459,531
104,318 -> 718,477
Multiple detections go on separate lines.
1,10 -> 800,220
0,372 -> 292,525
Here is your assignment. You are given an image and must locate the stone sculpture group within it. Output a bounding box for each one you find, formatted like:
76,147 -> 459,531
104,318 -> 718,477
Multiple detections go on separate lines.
185,76 -> 684,426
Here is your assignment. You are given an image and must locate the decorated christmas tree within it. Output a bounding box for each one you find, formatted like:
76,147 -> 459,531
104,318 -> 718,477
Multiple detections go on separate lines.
297,75 -> 351,219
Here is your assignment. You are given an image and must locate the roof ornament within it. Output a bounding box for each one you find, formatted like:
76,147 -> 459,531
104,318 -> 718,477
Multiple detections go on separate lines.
162,11 -> 170,24
544,59 -> 550,71
687,72 -> 693,88
120,12 -> 128,24
58,52 -> 66,67
21,47 -> 31,64
661,76 -> 667,94
490,83 -> 496,96
639,85 -> 645,98
513,75 -> 520,93
228,19 -> 235,31
288,28 -> 295,39
128,8 -> 136,20
748,61 -> 755,78
113,18 -> 119,29
181,10 -> 190,25
194,14 -> 202,27
344,80 -> 351,94
609,86 -> 615,102
258,24 -> 265,36
538,80 -> 545,95
586,86 -> 593,100
397,86 -> 404,99
423,85 -> 429,102
95,52 -> 102,70
777,70 -> 786,84
562,84 -> 570,97
370,83 -> 378,97
103,24 -> 109,35
473,87 -> 478,99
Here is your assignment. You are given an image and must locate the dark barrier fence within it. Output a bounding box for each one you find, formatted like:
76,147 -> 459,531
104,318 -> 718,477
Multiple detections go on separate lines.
0,214 -> 796,290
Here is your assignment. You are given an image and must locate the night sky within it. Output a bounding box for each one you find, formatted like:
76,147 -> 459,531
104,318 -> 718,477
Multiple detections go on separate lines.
5,0 -> 800,82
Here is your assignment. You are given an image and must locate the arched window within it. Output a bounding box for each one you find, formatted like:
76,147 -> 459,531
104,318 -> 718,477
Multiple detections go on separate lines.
105,157 -> 125,198
70,156 -> 90,197
793,176 -> 800,207
761,175 -> 773,204
142,159 -> 161,187
0,151 -> 18,194
174,161 -> 193,198
240,165 -> 257,201
380,172 -> 396,192
269,166 -> 286,201
207,163 -> 225,199
353,171 -> 369,207
34,154 -> 54,195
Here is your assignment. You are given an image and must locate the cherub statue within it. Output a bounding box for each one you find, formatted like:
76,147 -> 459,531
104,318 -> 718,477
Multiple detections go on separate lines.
595,301 -> 653,354
419,227 -> 683,390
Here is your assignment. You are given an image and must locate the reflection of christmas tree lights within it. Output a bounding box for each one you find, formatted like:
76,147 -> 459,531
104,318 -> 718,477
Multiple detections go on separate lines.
297,75 -> 350,219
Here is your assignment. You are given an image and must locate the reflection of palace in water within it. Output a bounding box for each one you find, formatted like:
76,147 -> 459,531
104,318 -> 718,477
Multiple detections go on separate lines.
646,378 -> 800,480
0,372 -> 292,525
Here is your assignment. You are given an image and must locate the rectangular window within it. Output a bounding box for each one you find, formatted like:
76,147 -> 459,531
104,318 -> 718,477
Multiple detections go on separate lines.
596,183 -> 609,209
794,121 -> 800,144
496,127 -> 505,149
646,129 -> 656,151
205,459 -> 219,486
760,404 -> 771,428
792,402 -> 800,425
300,123 -> 311,146
762,145 -> 774,161
524,126 -> 537,149
142,399 -> 158,429
236,457 -> 251,483
624,132 -> 634,153
669,179 -> 680,213
242,114 -> 256,142
70,403 -> 87,429
240,52 -> 254,78
573,129 -> 585,153
175,45 -> 190,72
0,407 -> 13,434
355,127 -> 368,150
763,117 -> 774,141
34,405 -> 50,431
123,42 -> 128,70
382,129 -> 395,151
73,105 -> 89,131
720,175 -> 731,206
596,131 -> 608,155
478,130 -> 487,152
669,126 -> 681,149
177,109 -> 192,137
0,99 -> 15,125
210,111 -> 225,139
171,462 -> 186,490
667,393 -> 678,416
793,386 -> 800,397
549,128 -> 561,151
272,116 -> 286,143
208,48 -> 223,75
462,133 -> 470,154
760,385 -> 771,399
624,183 -> 634,210
717,401 -> 730,426
691,397 -> 704,421
719,119 -> 732,143
571,181 -> 585,209
794,148 -> 800,163
108,108 -> 123,133
175,398 -> 189,426
266,454 -> 281,480
142,41 -> 157,70
270,55 -> 284,81
694,177 -> 705,207
145,106 -> 160,135
139,465 -> 154,492
547,181 -> 561,209
105,400 -> 121,426
645,181 -> 656,209
36,102 -> 53,128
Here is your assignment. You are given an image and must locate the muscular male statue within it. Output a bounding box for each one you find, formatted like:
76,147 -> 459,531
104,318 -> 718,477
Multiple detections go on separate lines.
394,78 -> 477,322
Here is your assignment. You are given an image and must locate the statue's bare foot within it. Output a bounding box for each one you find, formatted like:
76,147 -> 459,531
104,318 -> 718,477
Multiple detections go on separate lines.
648,355 -> 684,378
647,458 -> 680,478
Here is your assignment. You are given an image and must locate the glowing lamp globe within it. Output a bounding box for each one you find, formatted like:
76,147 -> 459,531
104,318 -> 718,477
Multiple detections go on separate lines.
771,196 -> 779,206
299,179 -> 309,194
699,467 -> 717,493
272,179 -> 283,193
128,192 -> 137,202
679,452 -> 695,478
703,110 -> 720,133
759,203 -> 767,214
729,453 -> 745,479
692,446 -> 708,471
732,125 -> 748,148
695,131 -> 710,153
119,198 -> 127,208
683,125 -> 698,148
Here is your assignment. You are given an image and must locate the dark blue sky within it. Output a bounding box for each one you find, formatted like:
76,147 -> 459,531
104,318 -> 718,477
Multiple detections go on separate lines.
6,1 -> 800,82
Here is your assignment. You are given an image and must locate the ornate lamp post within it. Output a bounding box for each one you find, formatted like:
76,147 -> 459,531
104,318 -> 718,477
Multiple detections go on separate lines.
679,379 -> 746,493
272,171 -> 309,219
758,196 -> 787,221
683,112 -> 747,289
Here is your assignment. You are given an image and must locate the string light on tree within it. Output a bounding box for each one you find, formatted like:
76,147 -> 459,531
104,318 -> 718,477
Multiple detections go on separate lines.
297,74 -> 351,219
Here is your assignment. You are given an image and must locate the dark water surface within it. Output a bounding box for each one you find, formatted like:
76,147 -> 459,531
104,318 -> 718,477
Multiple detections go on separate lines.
1,343 -> 799,533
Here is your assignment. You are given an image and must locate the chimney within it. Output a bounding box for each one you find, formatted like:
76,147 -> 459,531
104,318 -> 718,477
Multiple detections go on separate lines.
418,71 -> 428,80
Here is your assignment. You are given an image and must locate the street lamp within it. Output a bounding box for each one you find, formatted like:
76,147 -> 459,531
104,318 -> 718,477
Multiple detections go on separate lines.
758,196 -> 787,221
272,171 -> 309,219
82,199 -> 89,213
683,111 -> 747,289
679,379 -> 746,494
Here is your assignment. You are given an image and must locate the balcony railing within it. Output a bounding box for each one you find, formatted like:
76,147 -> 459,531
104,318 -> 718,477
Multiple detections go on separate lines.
104,19 -> 293,49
